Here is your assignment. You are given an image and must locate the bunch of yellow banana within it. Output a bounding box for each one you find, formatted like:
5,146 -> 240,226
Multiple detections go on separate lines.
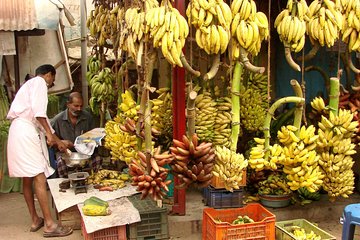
144,3 -> 189,67
186,0 -> 232,54
274,0 -> 308,53
339,0 -> 360,52
213,145 -> 248,191
151,88 -> 173,149
240,88 -> 266,132
231,0 -> 269,57
310,96 -> 327,113
277,125 -> 324,192
213,97 -> 232,148
291,227 -> 322,240
307,0 -> 343,48
314,107 -> 358,200
104,120 -> 138,163
118,90 -> 138,122
195,92 -> 218,142
257,173 -> 292,195
248,72 -> 270,109
248,138 -> 270,171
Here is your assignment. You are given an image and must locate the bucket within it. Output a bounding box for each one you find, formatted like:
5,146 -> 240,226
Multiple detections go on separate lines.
259,193 -> 292,208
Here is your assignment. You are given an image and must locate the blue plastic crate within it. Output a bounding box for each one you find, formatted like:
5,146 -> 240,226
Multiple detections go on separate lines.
203,186 -> 244,208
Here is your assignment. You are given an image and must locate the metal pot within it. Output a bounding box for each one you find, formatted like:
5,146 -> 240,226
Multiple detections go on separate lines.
61,152 -> 91,167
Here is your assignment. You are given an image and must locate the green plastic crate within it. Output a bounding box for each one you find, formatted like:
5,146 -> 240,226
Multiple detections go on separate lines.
276,219 -> 336,240
128,194 -> 169,240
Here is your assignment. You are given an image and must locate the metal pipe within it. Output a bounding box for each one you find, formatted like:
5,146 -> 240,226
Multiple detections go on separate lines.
80,0 -> 88,107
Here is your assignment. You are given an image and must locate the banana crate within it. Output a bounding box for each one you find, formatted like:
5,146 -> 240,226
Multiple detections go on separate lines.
127,194 -> 169,240
203,185 -> 244,208
276,219 -> 336,240
202,203 -> 276,240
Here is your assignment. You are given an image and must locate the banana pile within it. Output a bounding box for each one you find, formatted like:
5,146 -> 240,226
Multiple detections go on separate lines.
307,0 -> 343,47
169,134 -> 215,188
187,0 -> 232,55
339,0 -> 360,52
315,106 -> 358,200
274,0 -> 308,53
213,97 -> 232,148
257,174 -> 292,195
213,146 -> 248,191
195,92 -> 218,142
230,0 -> 269,58
240,87 -> 266,132
104,120 -> 138,163
129,147 -> 173,200
87,169 -> 130,190
278,125 -> 324,192
291,226 -> 321,240
151,88 -> 173,149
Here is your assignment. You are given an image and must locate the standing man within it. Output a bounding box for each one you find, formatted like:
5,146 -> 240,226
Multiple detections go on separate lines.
7,64 -> 73,237
51,92 -> 99,177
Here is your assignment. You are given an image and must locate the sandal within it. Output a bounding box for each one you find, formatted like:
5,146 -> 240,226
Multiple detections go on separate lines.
43,225 -> 73,238
30,217 -> 44,232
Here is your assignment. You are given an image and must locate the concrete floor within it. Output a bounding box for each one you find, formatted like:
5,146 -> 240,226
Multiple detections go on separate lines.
1,187 -> 360,239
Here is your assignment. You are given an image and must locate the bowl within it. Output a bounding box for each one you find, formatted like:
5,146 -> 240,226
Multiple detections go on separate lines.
259,193 -> 292,208
61,152 -> 91,167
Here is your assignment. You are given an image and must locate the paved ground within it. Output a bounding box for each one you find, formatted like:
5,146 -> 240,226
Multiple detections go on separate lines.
1,187 -> 360,239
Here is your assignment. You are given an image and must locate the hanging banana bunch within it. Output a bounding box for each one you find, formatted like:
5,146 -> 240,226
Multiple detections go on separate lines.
186,0 -> 232,55
248,72 -> 270,109
307,0 -> 343,48
213,97 -> 232,148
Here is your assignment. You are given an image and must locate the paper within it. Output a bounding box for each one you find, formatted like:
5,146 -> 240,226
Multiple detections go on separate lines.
79,197 -> 141,234
47,178 -> 138,212
74,128 -> 106,155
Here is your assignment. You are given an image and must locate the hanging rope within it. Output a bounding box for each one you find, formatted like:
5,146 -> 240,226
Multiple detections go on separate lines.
267,0 -> 271,107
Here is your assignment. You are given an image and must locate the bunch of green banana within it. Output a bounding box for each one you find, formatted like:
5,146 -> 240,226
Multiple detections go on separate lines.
278,125 -> 324,192
150,5 -> 189,67
230,0 -> 269,57
104,120 -> 138,163
117,90 -> 139,122
307,0 -> 343,48
186,0 -> 232,55
213,97 -> 232,148
0,84 -> 9,121
257,173 -> 292,195
151,88 -> 173,149
88,67 -> 115,103
195,91 -> 218,142
274,0 -> 308,53
291,226 -> 322,240
247,72 -> 269,109
297,187 -> 321,205
315,107 -> 358,200
213,145 -> 248,191
240,88 -> 265,132
86,56 -> 101,83
339,0 -> 360,52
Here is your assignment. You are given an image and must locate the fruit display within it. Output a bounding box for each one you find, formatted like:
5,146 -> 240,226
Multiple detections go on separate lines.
170,134 -> 215,188
312,98 -> 358,200
290,226 -> 321,240
195,92 -> 217,143
87,169 -> 130,190
213,145 -> 248,191
187,0 -> 232,55
129,147 -> 173,200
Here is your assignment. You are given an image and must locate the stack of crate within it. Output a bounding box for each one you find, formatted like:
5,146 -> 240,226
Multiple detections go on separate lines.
203,169 -> 246,208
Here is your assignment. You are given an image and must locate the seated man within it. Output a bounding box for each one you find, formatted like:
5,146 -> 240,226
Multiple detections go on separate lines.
51,92 -> 101,177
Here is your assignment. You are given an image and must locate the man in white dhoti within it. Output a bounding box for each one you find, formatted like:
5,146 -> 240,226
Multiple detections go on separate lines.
7,64 -> 73,237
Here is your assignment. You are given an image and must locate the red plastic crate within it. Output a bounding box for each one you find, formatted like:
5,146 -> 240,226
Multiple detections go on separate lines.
202,203 -> 276,240
81,219 -> 126,240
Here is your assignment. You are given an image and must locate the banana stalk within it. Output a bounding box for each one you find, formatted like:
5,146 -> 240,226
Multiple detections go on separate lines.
290,79 -> 304,135
263,96 -> 305,161
347,51 -> 360,74
180,52 -> 201,77
204,54 -> 220,81
230,62 -> 243,152
328,77 -> 340,116
187,90 -> 197,137
240,47 -> 265,73
296,42 -> 320,62
284,44 -> 300,72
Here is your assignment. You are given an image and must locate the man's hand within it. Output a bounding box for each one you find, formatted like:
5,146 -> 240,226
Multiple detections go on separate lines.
61,140 -> 74,148
46,132 -> 57,147
56,140 -> 68,152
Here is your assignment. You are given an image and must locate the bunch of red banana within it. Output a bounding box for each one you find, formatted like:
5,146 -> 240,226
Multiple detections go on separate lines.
129,147 -> 173,200
120,117 -> 160,139
169,134 -> 215,188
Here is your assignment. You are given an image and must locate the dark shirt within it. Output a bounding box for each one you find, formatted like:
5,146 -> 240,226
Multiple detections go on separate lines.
51,109 -> 95,149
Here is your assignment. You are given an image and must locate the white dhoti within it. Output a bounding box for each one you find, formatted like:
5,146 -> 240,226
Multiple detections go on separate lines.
7,118 -> 54,178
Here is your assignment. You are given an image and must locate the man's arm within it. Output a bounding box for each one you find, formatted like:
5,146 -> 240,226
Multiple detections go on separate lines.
36,117 -> 67,151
